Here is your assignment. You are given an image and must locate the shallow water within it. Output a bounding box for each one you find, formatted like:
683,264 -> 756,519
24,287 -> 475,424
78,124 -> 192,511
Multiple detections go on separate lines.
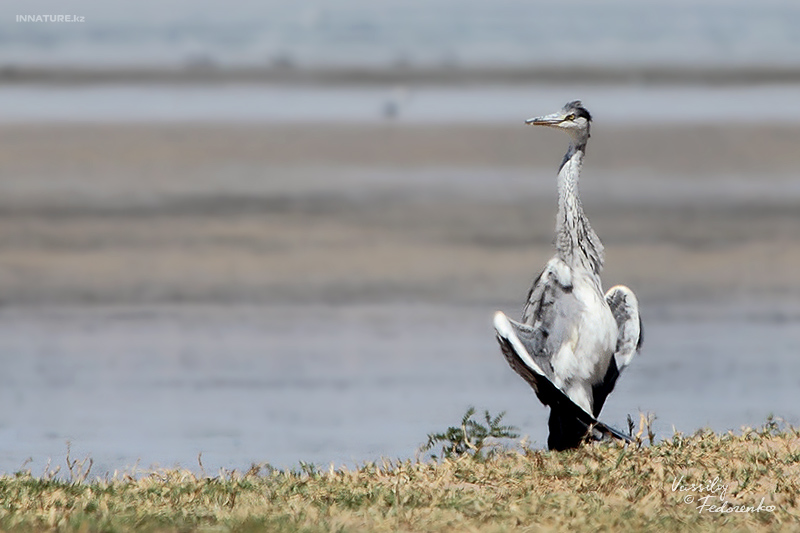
4,84 -> 800,125
1,303 -> 798,476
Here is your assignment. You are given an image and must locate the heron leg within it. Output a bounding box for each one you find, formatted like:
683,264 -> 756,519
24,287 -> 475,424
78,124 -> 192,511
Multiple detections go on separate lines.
547,407 -> 589,451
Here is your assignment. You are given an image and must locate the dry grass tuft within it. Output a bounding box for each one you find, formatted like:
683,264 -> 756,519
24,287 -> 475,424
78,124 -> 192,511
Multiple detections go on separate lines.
2,419 -> 799,532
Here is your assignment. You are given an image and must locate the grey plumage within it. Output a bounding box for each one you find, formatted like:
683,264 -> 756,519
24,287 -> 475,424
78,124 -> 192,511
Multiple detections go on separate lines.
494,100 -> 642,450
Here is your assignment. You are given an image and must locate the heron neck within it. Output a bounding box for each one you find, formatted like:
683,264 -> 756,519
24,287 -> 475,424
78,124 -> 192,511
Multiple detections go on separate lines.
555,142 -> 604,276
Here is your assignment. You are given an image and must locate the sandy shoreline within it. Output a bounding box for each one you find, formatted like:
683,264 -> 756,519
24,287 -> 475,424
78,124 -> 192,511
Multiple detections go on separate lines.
4,122 -> 800,172
0,122 -> 799,308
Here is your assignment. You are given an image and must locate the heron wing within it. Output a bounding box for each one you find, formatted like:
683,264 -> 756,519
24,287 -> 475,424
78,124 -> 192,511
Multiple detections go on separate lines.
591,284 -> 642,416
494,258 -> 575,407
521,257 -> 573,327
494,312 -> 556,395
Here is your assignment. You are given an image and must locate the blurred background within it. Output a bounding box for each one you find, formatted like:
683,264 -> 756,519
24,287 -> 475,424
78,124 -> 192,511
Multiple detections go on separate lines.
1,0 -> 800,474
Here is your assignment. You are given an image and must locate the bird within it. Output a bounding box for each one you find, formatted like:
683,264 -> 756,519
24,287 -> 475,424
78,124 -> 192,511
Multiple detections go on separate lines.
382,86 -> 411,120
493,100 -> 642,451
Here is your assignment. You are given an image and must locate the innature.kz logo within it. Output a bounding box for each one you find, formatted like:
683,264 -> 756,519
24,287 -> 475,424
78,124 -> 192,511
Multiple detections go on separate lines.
17,15 -> 86,23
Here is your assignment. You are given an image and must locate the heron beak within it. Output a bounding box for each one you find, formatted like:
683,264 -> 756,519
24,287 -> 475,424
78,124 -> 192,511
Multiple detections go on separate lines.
525,112 -> 564,126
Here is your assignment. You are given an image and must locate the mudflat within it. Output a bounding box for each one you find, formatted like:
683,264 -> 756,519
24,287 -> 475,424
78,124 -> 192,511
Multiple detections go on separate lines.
1,122 -> 798,307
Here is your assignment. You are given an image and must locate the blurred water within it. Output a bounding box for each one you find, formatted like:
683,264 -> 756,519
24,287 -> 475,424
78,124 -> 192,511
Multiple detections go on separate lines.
1,0 -> 799,68
2,0 -> 799,485
0,304 -> 798,476
2,83 -> 800,124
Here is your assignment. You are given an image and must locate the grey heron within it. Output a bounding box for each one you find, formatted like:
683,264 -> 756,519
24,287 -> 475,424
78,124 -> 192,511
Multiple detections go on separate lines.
493,100 -> 642,451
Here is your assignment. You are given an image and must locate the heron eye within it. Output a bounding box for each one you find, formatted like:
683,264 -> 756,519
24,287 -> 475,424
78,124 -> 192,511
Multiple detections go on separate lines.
565,113 -> 576,121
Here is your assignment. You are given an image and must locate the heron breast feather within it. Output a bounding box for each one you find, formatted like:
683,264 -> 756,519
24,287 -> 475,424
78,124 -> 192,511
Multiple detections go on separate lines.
551,295 -> 617,386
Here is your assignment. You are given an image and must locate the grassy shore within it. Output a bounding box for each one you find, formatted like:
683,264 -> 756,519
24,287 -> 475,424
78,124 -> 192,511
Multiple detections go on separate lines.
2,421 -> 798,532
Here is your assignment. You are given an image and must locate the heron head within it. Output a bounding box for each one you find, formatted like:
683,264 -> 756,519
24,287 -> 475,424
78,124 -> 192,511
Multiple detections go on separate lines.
526,100 -> 592,141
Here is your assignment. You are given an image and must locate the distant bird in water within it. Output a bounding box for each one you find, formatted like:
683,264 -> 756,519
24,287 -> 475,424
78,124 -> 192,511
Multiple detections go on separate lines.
493,101 -> 642,451
382,86 -> 411,119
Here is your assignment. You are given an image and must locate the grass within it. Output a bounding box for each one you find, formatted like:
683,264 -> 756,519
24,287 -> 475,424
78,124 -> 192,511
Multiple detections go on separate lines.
421,406 -> 519,460
1,414 -> 799,532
